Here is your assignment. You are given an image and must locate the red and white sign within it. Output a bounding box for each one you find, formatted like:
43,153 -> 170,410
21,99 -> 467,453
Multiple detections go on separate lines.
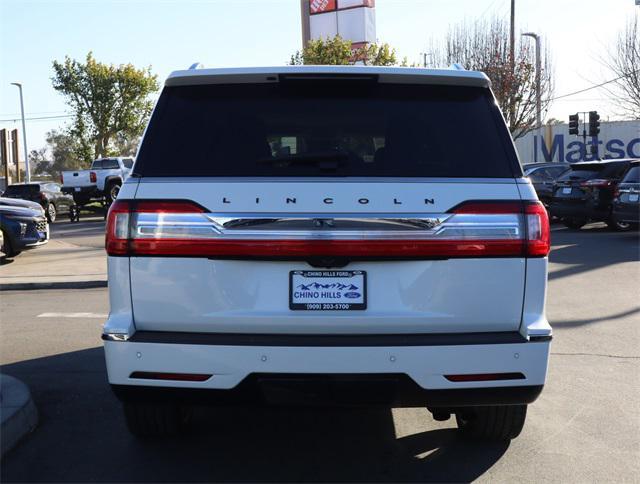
310,0 -> 336,14
306,0 -> 376,45
338,0 -> 375,8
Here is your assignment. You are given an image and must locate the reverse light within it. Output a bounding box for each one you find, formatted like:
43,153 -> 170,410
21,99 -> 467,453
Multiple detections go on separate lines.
106,199 -> 550,258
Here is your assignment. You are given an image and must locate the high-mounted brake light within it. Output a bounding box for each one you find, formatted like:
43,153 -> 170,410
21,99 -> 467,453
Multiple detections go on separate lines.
106,199 -> 550,258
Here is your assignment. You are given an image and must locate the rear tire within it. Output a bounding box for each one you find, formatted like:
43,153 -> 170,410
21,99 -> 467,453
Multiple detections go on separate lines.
563,218 -> 586,230
106,181 -> 121,204
123,401 -> 190,438
607,218 -> 631,231
455,404 -> 527,441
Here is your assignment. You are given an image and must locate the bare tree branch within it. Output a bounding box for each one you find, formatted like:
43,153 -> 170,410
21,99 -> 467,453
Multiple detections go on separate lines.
426,17 -> 554,140
599,14 -> 640,119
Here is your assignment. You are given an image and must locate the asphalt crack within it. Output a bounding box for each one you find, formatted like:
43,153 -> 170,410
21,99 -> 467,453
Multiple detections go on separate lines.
551,352 -> 639,360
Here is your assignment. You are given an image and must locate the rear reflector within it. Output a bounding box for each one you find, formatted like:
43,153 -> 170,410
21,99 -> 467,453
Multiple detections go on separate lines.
444,372 -> 526,382
106,199 -> 550,258
129,371 -> 212,382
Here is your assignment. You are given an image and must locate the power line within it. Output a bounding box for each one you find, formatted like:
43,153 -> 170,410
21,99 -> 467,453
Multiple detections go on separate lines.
551,70 -> 639,101
0,114 -> 73,123
0,110 -> 68,117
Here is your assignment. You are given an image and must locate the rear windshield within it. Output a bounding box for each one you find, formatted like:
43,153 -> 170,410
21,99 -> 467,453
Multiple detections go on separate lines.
623,165 -> 640,183
91,159 -> 119,169
135,82 -> 519,178
3,184 -> 40,196
558,162 -> 628,181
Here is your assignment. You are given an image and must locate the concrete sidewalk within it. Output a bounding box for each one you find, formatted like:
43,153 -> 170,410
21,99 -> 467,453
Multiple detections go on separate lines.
0,218 -> 107,291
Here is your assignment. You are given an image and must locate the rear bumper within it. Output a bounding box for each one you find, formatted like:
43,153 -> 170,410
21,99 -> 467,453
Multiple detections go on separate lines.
548,200 -> 609,220
62,186 -> 100,199
111,376 -> 544,408
103,332 -> 550,407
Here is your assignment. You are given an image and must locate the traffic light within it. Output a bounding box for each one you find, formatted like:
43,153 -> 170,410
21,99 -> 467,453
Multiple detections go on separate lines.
569,114 -> 580,135
588,111 -> 600,136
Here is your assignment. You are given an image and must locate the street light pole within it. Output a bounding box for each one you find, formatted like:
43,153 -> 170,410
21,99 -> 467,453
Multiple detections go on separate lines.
522,32 -> 541,163
10,82 -> 30,183
521,33 -> 541,129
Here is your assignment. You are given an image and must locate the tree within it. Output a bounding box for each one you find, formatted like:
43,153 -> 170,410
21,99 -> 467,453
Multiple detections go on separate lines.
28,129 -> 94,178
426,18 -> 554,139
51,52 -> 159,161
600,14 -> 640,119
28,148 -> 50,176
290,35 -> 399,66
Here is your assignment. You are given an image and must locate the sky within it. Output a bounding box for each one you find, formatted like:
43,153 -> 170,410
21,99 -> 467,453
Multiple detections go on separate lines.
0,0 -> 638,156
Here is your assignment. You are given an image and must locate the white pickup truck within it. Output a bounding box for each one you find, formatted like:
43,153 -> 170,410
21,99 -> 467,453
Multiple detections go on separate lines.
62,157 -> 134,205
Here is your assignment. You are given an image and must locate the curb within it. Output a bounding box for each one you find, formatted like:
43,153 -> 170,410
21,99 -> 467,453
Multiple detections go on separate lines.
1,374 -> 39,457
0,280 -> 107,291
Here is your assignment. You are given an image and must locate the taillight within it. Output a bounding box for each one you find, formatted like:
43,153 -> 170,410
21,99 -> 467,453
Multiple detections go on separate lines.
580,179 -> 611,188
60,173 -> 64,184
106,199 -> 550,258
90,171 -> 97,183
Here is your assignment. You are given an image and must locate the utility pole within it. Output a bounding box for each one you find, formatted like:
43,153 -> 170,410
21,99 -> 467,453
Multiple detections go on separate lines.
300,0 -> 310,49
10,82 -> 30,183
510,0 -> 515,71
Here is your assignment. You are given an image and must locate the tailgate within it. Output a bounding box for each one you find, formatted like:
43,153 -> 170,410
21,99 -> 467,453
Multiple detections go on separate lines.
62,171 -> 94,188
126,180 -> 528,334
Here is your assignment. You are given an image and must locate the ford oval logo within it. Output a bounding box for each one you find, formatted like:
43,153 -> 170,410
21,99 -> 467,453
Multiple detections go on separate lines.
344,292 -> 361,299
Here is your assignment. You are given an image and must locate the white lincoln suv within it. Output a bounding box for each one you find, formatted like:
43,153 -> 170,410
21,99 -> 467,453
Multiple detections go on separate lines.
103,65 -> 552,440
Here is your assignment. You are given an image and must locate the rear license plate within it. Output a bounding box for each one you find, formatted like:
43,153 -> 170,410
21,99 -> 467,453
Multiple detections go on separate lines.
562,187 -> 572,194
629,194 -> 639,202
74,187 -> 81,192
290,270 -> 366,310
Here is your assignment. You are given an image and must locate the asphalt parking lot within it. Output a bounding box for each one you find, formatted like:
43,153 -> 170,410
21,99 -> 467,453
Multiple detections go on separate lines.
1,223 -> 638,482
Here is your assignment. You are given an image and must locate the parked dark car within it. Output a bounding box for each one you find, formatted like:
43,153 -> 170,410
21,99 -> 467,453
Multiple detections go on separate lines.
612,161 -> 640,227
523,162 -> 571,205
2,182 -> 74,223
548,159 -> 636,230
0,204 -> 49,257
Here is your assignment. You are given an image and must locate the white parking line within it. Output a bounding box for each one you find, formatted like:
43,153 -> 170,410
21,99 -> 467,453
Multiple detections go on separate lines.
37,312 -> 107,319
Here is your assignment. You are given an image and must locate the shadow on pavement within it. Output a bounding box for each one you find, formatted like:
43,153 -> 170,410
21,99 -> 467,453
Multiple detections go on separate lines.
549,225 -> 639,281
551,306 -> 640,329
1,348 -> 508,482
